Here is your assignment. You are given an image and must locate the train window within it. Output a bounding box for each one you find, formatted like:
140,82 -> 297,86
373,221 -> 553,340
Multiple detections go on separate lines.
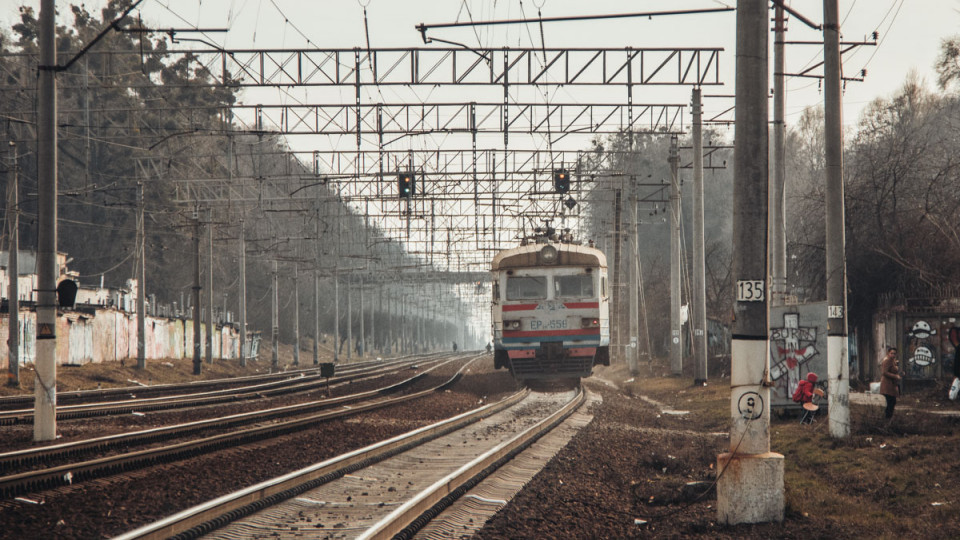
506,276 -> 547,300
555,274 -> 595,298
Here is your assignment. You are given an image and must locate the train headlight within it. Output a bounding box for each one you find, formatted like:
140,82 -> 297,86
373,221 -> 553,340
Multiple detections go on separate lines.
504,320 -> 521,330
539,245 -> 558,265
581,317 -> 600,328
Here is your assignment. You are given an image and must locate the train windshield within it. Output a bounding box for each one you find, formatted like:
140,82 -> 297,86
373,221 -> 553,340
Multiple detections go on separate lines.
555,274 -> 595,298
506,276 -> 548,300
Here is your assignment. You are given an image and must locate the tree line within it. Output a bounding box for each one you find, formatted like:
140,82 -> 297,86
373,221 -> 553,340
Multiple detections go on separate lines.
0,1 -> 436,348
584,36 -> 960,360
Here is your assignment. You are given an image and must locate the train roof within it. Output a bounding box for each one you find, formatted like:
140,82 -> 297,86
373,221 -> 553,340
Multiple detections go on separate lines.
491,242 -> 607,271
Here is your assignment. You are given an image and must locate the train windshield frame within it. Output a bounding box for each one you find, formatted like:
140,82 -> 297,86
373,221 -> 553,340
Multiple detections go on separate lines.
505,275 -> 548,300
554,274 -> 595,299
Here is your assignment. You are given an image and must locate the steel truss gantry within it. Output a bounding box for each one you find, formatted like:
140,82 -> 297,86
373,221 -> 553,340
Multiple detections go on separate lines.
152,148 -> 617,203
123,47 -> 722,88
44,102 -> 685,138
119,44 -> 726,283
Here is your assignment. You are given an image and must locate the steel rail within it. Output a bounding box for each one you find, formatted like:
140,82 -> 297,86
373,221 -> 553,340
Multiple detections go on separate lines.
0,366 -> 322,410
360,386 -> 585,539
0,357 -> 475,499
0,357 -> 439,425
0,357 -> 394,410
0,359 -> 453,475
112,384 -> 530,540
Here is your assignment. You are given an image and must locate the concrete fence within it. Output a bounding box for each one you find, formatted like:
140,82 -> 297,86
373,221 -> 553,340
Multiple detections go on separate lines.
0,307 -> 246,369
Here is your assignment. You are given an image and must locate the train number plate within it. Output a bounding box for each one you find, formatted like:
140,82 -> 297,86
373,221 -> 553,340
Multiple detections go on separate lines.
530,319 -> 567,330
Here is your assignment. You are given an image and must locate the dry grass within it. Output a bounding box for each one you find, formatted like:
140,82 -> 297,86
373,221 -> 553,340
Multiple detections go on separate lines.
598,362 -> 960,538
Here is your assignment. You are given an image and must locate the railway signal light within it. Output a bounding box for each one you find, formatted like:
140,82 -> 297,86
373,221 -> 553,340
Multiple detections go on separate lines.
553,168 -> 570,193
398,172 -> 415,197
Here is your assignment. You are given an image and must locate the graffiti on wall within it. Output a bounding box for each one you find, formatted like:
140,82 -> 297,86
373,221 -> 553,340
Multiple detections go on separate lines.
0,309 -> 243,370
770,312 -> 821,403
905,319 -> 938,378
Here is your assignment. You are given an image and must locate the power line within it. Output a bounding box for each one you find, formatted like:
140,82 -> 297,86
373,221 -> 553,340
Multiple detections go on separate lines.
856,0 -> 905,73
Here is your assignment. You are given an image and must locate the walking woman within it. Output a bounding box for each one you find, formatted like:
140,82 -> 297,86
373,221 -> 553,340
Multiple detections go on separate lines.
879,347 -> 902,420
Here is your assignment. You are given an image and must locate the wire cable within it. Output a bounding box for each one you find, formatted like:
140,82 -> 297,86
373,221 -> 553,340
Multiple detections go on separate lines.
855,0 -> 905,74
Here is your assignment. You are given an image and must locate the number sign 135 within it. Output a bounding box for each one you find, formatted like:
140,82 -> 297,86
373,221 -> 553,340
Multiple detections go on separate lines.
736,280 -> 765,302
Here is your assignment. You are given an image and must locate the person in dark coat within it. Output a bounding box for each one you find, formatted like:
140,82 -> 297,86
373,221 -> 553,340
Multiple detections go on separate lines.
879,347 -> 902,420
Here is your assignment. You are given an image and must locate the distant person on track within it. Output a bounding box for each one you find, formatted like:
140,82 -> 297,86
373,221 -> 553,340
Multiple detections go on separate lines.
452,342 -> 458,352
485,342 -> 492,353
879,347 -> 902,421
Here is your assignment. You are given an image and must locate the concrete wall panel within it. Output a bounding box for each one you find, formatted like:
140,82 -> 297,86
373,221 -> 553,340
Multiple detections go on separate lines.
0,309 -> 241,369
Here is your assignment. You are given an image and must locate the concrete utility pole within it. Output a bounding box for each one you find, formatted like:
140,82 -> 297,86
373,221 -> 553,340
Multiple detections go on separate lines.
371,282 -> 378,356
334,270 -> 340,362
6,141 -> 19,387
359,275 -> 365,358
192,206 -> 202,375
400,293 -> 407,354
823,0 -> 850,439
692,87 -> 708,385
634,224 -> 653,362
334,209 -> 341,363
770,4 -> 788,307
293,262 -> 300,366
416,296 -> 423,352
34,0 -> 58,442
205,209 -> 214,364
136,181 -> 146,369
314,205 -> 321,365
669,135 -> 682,376
387,289 -> 394,354
611,189 -> 622,363
626,192 -> 640,375
347,275 -> 353,361
271,259 -> 279,370
239,219 -> 247,367
717,0 -> 784,524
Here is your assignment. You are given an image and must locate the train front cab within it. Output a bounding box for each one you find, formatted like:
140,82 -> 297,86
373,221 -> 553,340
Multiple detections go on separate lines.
492,245 -> 609,380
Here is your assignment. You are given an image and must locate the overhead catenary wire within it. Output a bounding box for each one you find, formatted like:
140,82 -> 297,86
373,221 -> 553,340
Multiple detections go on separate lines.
416,6 -> 735,35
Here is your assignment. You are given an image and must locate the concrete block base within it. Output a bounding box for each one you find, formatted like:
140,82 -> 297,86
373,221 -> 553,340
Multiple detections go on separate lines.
716,452 -> 784,525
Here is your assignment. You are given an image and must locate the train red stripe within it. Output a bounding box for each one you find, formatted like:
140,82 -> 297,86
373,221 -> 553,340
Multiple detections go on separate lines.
503,328 -> 601,338
502,304 -> 539,312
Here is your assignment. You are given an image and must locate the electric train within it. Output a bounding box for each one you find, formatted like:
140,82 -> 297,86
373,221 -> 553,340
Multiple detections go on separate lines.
490,231 -> 610,380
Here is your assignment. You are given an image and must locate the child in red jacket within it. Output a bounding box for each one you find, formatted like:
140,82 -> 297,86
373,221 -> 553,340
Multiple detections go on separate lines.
792,372 -> 818,404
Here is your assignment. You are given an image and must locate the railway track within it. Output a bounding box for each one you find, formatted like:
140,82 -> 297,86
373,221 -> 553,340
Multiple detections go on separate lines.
0,355 -> 445,411
0,356 -> 445,426
0,360 -> 379,411
113,385 -> 589,540
0,356 -> 474,500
